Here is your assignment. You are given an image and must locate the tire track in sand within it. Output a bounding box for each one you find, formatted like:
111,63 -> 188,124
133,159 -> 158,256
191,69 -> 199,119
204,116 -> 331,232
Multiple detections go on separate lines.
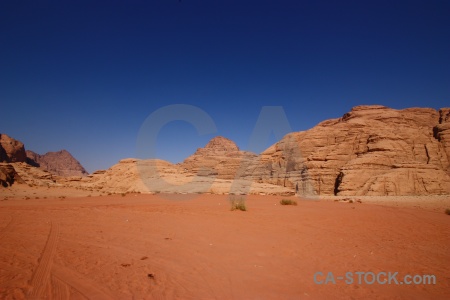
27,221 -> 60,299
51,273 -> 71,299
52,264 -> 114,300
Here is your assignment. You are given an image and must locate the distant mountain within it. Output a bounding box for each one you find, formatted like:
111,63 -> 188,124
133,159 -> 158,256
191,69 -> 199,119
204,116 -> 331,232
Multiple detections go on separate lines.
26,149 -> 88,177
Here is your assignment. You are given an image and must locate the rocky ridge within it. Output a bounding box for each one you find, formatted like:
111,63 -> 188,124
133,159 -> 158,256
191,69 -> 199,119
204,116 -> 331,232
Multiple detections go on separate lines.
2,105 -> 450,196
0,133 -> 88,187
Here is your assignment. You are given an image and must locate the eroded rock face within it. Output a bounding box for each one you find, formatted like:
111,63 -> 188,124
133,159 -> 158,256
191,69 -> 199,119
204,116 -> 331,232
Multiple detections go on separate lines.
26,150 -> 88,177
0,134 -> 27,163
245,105 -> 450,196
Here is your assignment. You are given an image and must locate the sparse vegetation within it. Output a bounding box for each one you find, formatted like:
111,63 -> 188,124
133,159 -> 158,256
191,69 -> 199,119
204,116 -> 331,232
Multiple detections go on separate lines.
348,199 -> 354,204
280,199 -> 297,206
121,193 -> 126,197
230,196 -> 247,211
445,208 -> 450,215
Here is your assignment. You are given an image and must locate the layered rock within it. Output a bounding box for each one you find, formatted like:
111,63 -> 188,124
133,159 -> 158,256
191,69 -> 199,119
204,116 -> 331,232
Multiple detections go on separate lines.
243,105 -> 450,196
0,134 -> 27,163
179,136 -> 257,179
9,162 -> 57,187
26,150 -> 88,177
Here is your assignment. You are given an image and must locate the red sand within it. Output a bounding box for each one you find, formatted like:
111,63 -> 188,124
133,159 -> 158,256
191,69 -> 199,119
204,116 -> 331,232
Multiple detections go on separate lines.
0,194 -> 449,299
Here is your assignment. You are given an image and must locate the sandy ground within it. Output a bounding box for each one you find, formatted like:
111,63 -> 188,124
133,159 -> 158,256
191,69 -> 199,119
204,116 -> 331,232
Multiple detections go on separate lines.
0,192 -> 449,299
320,195 -> 450,212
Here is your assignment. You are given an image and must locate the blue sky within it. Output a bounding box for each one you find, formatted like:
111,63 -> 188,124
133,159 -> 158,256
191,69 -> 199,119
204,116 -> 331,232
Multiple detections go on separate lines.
1,0 -> 449,173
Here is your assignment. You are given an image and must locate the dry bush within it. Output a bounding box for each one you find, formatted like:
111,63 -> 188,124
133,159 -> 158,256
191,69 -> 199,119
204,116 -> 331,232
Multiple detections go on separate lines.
230,196 -> 247,211
280,199 -> 297,206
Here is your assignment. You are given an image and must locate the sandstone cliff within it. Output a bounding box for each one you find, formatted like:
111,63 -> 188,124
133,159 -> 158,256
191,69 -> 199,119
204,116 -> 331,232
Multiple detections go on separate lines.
244,105 -> 450,196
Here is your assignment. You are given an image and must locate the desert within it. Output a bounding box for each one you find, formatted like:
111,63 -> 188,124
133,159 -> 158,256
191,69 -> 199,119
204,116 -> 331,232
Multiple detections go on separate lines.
1,105 -> 450,299
2,1 -> 450,298
0,193 -> 449,299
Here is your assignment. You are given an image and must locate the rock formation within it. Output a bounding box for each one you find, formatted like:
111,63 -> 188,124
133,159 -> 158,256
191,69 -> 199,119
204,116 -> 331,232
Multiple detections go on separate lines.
2,105 -> 449,196
145,106 -> 450,196
0,163 -> 24,187
0,134 -> 88,188
180,136 -> 257,179
66,157 -> 293,195
8,162 -> 57,187
26,150 -> 88,177
0,134 -> 27,163
242,105 -> 450,196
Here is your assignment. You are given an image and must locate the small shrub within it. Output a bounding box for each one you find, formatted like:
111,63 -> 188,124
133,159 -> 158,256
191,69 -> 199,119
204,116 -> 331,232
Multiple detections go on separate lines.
280,199 -> 297,206
121,193 -> 126,197
445,208 -> 450,215
230,196 -> 247,211
348,199 -> 354,204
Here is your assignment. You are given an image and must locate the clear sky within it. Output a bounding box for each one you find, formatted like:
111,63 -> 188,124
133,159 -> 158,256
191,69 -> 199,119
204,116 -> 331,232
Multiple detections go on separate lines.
1,0 -> 449,173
